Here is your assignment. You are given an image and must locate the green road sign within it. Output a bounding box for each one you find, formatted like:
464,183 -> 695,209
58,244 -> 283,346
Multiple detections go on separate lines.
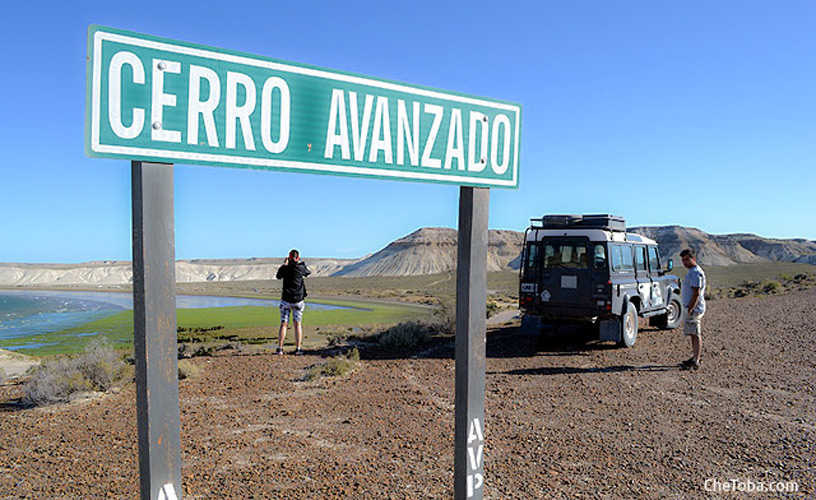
86,25 -> 522,188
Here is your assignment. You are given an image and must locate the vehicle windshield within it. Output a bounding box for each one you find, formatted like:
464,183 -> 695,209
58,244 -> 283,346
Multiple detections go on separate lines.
541,240 -> 588,269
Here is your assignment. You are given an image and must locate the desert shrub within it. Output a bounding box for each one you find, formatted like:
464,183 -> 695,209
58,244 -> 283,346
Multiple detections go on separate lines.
178,360 -> 202,380
431,298 -> 456,335
378,321 -> 430,348
23,339 -> 130,406
179,343 -> 216,358
763,280 -> 781,294
305,348 -> 359,381
486,300 -> 501,318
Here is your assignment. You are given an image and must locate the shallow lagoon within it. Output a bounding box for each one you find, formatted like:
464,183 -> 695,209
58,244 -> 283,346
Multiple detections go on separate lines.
0,290 -> 345,344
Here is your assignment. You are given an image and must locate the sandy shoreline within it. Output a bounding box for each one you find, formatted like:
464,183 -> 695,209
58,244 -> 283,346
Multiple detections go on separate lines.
0,348 -> 39,379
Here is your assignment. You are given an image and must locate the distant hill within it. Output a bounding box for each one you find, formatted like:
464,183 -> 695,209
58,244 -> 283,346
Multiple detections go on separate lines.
334,227 -> 523,277
631,226 -> 816,266
0,226 -> 813,286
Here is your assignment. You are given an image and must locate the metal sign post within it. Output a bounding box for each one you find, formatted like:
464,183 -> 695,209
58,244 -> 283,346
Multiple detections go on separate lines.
454,186 -> 489,500
132,161 -> 182,500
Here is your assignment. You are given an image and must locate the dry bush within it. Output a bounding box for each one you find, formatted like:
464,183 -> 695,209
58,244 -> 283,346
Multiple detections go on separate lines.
23,339 -> 131,406
178,360 -> 202,380
378,321 -> 430,348
305,348 -> 359,381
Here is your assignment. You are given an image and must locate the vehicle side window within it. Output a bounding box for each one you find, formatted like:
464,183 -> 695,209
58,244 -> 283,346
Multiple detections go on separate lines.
593,244 -> 607,270
620,245 -> 634,272
635,246 -> 647,271
648,246 -> 660,271
524,243 -> 538,269
612,244 -> 634,272
611,245 -> 622,271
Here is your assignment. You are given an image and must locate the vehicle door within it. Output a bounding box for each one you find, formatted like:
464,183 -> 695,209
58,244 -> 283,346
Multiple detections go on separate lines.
537,238 -> 593,309
634,245 -> 653,311
648,245 -> 669,308
609,243 -> 636,312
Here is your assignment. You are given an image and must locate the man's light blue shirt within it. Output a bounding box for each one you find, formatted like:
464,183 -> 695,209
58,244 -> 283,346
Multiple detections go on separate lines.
682,265 -> 706,314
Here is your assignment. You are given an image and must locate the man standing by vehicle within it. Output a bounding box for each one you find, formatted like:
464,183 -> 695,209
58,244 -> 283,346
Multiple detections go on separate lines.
680,248 -> 706,370
276,249 -> 311,355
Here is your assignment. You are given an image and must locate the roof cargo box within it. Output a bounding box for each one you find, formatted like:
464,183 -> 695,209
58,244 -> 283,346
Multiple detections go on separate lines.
535,214 -> 626,232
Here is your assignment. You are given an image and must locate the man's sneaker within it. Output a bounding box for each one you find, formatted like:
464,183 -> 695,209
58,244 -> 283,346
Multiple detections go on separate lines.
276,347 -> 284,356
681,357 -> 700,370
294,349 -> 304,356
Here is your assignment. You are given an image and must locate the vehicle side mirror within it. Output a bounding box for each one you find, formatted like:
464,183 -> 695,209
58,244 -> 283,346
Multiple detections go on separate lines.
666,259 -> 674,272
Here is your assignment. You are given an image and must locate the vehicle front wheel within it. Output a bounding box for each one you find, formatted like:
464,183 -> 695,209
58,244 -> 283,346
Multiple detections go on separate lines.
664,296 -> 682,329
619,302 -> 638,348
653,295 -> 682,330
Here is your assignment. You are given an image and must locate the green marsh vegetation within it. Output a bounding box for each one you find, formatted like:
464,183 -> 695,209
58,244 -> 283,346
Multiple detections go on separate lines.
0,296 -> 431,357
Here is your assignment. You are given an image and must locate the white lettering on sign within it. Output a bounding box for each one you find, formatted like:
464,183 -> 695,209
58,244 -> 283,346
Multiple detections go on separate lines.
226,71 -> 257,151
369,96 -> 393,164
323,89 -> 512,178
156,483 -> 179,500
444,108 -> 464,171
260,76 -> 291,154
105,50 -> 292,155
108,51 -> 145,139
466,417 -> 484,498
421,103 -> 444,169
350,92 -> 374,162
152,59 -> 182,143
324,89 -> 351,160
187,65 -> 221,147
490,114 -> 511,175
396,99 -> 419,166
467,111 -> 488,172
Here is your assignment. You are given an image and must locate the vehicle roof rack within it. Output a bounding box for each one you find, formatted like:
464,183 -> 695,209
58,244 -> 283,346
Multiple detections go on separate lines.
530,214 -> 626,232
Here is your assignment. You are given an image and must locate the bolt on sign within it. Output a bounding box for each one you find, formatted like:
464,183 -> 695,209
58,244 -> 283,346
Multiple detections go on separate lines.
86,25 -> 522,188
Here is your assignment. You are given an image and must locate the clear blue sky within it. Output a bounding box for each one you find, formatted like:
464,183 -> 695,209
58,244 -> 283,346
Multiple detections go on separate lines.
2,1 -> 814,263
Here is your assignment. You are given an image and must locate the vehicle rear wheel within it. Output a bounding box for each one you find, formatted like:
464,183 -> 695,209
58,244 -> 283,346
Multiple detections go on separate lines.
620,301 -> 638,347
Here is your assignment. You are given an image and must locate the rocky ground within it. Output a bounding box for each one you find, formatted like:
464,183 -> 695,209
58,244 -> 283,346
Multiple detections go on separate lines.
1,289 -> 813,499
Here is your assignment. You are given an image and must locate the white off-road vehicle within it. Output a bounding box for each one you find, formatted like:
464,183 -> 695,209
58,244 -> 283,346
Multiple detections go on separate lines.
519,214 -> 682,347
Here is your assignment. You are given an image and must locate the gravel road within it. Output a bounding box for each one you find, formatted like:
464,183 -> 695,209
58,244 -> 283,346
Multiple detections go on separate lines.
1,289 -> 813,499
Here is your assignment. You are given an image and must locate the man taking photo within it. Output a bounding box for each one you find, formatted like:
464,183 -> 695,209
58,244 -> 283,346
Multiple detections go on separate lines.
276,249 -> 311,355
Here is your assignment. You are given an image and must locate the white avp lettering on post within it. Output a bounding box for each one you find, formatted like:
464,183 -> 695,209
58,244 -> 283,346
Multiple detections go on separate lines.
467,417 -> 485,498
108,51 -> 145,139
152,59 -> 182,143
156,483 -> 179,500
